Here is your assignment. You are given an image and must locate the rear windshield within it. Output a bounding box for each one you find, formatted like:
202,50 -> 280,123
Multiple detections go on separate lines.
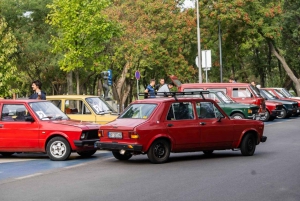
119,104 -> 157,119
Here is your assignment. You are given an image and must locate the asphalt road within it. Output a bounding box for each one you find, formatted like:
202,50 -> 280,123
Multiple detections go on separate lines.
0,117 -> 300,201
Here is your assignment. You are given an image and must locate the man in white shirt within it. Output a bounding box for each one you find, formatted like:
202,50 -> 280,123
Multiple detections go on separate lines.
157,82 -> 174,97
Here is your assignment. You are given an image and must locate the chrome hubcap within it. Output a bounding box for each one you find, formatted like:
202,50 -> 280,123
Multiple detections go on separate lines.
50,141 -> 66,158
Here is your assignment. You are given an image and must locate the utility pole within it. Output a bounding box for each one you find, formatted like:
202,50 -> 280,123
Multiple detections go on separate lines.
196,0 -> 202,83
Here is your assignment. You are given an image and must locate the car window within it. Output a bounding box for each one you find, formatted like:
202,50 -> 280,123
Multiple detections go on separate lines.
29,101 -> 69,120
167,102 -> 194,120
196,102 -> 224,119
1,104 -> 30,122
120,104 -> 157,119
50,100 -> 61,108
86,97 -> 116,114
65,100 -> 91,114
232,88 -> 252,98
207,88 -> 227,93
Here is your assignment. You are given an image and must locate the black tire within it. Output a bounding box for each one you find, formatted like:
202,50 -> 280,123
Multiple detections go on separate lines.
203,150 -> 214,155
276,108 -> 287,119
147,139 -> 170,164
240,133 -> 256,156
231,113 -> 245,119
0,152 -> 14,157
46,137 -> 71,161
77,150 -> 97,157
259,110 -> 270,122
112,151 -> 132,161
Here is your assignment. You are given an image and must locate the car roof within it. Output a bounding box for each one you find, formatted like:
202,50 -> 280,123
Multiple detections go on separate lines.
181,83 -> 251,87
0,99 -> 48,104
132,97 -> 214,104
47,95 -> 100,99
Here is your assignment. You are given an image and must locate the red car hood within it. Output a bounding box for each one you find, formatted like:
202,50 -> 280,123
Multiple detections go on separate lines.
50,120 -> 100,130
101,119 -> 146,130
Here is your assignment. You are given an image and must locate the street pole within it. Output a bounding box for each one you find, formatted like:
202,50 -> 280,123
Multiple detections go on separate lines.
218,19 -> 223,83
196,0 -> 202,83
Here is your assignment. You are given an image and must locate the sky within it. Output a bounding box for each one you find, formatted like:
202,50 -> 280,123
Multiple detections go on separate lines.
183,0 -> 195,9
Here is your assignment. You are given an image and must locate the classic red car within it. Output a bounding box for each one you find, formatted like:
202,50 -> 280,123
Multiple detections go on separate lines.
95,92 -> 267,163
0,99 -> 100,161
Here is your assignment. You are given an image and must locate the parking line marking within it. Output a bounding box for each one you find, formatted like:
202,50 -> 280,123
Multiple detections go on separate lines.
63,163 -> 86,169
16,173 -> 42,180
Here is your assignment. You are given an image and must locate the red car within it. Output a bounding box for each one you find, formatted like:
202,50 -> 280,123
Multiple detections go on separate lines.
95,92 -> 267,164
0,99 -> 100,161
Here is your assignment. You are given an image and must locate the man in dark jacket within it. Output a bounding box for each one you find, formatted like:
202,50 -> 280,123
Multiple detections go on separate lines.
29,80 -> 46,100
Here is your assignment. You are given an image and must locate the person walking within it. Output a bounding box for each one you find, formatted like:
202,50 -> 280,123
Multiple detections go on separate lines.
144,79 -> 156,98
29,80 -> 46,100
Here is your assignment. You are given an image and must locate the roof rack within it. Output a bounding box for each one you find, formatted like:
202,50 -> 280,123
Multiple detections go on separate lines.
139,91 -> 210,101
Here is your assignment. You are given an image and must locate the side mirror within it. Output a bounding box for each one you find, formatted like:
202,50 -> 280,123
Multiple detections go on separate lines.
25,116 -> 35,122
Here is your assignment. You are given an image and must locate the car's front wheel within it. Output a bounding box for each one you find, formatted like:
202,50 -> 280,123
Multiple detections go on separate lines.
276,108 -> 287,119
231,113 -> 245,119
77,150 -> 97,157
240,133 -> 256,156
259,110 -> 270,122
0,152 -> 14,157
112,151 -> 132,160
46,137 -> 71,161
147,139 -> 170,164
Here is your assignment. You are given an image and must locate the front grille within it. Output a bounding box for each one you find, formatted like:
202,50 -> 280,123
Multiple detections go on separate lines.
276,105 -> 283,110
292,103 -> 298,109
83,130 -> 99,139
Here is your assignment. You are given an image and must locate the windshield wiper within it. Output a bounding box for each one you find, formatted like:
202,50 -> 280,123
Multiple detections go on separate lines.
54,116 -> 63,120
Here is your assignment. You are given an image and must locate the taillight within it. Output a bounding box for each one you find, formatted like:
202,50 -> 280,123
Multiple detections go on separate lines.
128,131 -> 139,139
98,130 -> 103,137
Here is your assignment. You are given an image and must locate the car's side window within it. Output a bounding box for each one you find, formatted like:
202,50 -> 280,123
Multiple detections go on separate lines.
167,102 -> 194,120
65,100 -> 91,115
196,102 -> 222,119
232,88 -> 252,98
1,104 -> 30,122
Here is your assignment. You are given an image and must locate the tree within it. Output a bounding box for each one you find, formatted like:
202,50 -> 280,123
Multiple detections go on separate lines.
0,16 -> 18,97
47,0 -> 120,95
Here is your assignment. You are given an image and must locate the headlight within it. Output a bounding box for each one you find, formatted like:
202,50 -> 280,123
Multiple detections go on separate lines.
80,132 -> 86,139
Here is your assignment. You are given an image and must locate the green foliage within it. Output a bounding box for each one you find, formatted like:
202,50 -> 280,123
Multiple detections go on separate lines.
0,16 -> 18,96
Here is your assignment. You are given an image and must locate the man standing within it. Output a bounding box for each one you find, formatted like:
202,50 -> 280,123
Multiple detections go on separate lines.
29,80 -> 46,100
144,79 -> 156,98
155,78 -> 165,91
157,82 -> 174,97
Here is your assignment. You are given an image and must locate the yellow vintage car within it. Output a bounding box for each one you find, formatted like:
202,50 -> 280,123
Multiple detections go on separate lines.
47,95 -> 118,124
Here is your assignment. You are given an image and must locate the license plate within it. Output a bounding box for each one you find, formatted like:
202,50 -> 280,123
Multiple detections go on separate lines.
108,132 -> 122,139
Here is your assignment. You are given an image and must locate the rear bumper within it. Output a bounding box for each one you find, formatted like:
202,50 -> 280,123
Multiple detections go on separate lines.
95,142 -> 143,152
74,139 -> 99,147
261,136 -> 267,143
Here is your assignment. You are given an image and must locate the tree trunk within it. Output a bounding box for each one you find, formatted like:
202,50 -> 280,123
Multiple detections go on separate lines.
75,70 -> 80,95
269,42 -> 300,96
67,71 -> 73,95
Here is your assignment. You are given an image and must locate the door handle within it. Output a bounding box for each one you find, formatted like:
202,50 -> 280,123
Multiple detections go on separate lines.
199,122 -> 206,125
167,124 -> 173,127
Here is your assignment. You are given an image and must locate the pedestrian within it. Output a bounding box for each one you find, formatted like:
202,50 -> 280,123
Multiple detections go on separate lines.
144,79 -> 156,98
157,82 -> 174,97
154,78 -> 165,91
251,81 -> 260,95
29,80 -> 46,100
229,77 -> 236,83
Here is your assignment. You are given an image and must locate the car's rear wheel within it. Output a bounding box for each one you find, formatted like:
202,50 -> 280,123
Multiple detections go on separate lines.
240,133 -> 256,156
112,151 -> 132,160
276,108 -> 287,119
147,139 -> 170,164
203,150 -> 214,155
259,110 -> 270,122
0,152 -> 14,157
77,150 -> 97,157
46,137 -> 71,161
231,113 -> 245,119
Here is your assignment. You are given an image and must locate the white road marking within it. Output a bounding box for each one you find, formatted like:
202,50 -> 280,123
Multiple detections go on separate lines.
63,163 -> 86,169
15,173 -> 42,180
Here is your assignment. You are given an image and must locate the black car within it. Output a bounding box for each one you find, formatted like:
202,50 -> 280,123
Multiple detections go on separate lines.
259,89 -> 298,119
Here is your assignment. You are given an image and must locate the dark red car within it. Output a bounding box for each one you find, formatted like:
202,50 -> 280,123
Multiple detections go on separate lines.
95,92 -> 267,164
0,99 -> 100,161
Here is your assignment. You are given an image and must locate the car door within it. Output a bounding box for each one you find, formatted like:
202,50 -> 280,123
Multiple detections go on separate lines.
196,101 -> 234,149
165,102 -> 200,151
0,104 -> 40,151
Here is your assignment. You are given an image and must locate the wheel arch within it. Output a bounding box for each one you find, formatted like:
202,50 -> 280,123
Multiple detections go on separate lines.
44,133 -> 73,152
145,134 -> 173,153
237,129 -> 259,148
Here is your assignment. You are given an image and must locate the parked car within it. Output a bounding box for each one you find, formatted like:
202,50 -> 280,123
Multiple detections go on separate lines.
47,95 -> 118,124
262,88 -> 300,115
259,89 -> 298,118
95,91 -> 267,164
182,89 -> 260,119
169,76 -> 282,122
0,99 -> 100,160
270,87 -> 300,100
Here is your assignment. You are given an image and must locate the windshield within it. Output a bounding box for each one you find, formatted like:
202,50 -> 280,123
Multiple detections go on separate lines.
281,88 -> 294,97
86,97 -> 116,114
215,91 -> 235,103
250,85 -> 261,97
120,104 -> 157,119
274,89 -> 287,98
29,101 -> 69,120
260,89 -> 277,100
